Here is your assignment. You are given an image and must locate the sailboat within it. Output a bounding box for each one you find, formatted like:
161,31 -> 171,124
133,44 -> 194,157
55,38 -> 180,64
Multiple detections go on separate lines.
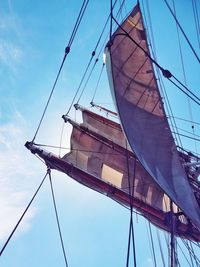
2,0 -> 200,266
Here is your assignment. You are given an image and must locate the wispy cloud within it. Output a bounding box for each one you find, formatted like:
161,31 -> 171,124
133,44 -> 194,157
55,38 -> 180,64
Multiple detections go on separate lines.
0,111 -> 39,243
0,40 -> 23,72
0,0 -> 24,73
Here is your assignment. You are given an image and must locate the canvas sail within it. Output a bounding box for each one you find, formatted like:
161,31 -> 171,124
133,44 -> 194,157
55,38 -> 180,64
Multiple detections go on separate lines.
105,3 -> 200,229
63,115 -> 165,213
25,108 -> 200,240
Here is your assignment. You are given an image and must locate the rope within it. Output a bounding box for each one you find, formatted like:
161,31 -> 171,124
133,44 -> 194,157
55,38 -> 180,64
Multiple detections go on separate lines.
177,240 -> 193,267
0,171 -> 48,257
59,121 -> 65,157
91,63 -> 105,103
76,57 -> 99,104
171,0 -> 198,152
192,0 -> 200,48
65,52 -> 95,116
163,0 -> 200,64
68,0 -> 89,47
48,170 -> 69,267
182,239 -> 200,266
189,241 -> 200,267
173,126 -> 200,139
111,16 -> 200,107
171,116 -> 200,126
65,0 -> 119,116
110,0 -> 113,40
156,229 -> 166,267
169,77 -> 200,106
32,0 -> 89,142
65,0 -> 130,111
141,0 -> 183,148
125,140 -> 137,267
148,222 -> 157,267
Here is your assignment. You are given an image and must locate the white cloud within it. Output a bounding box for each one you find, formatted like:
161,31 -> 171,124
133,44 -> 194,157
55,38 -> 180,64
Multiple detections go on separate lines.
0,111 -> 39,243
0,40 -> 23,71
0,183 -> 36,241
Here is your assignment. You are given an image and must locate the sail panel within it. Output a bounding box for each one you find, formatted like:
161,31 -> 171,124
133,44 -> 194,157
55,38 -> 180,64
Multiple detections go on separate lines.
63,122 -> 164,211
81,108 -> 130,150
106,3 -> 200,228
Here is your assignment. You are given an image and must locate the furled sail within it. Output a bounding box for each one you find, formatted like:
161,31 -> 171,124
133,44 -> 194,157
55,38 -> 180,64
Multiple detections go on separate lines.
105,3 -> 200,229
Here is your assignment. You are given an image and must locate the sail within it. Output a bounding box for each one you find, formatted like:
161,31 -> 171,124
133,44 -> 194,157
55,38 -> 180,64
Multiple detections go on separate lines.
63,117 -> 165,212
105,3 -> 200,228
25,108 -> 200,240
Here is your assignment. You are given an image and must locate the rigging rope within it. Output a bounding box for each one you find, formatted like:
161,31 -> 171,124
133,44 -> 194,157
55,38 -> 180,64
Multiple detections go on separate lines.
65,0 -> 130,113
177,241 -> 193,267
156,229 -> 166,267
111,16 -> 200,107
141,0 -> 183,148
171,0 -> 198,153
64,0 -> 119,116
68,0 -> 89,48
171,116 -> 200,126
0,171 -> 48,257
91,63 -> 105,103
182,239 -> 200,266
163,0 -> 200,64
31,0 -> 89,142
192,0 -> 200,48
48,170 -> 69,267
76,58 -> 99,104
125,140 -> 137,267
64,51 -> 95,116
148,222 -> 157,267
189,241 -> 200,267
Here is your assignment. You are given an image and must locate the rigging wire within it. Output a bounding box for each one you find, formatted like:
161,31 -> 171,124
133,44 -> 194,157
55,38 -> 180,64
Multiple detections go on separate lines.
76,58 -> 99,104
59,121 -> 65,157
172,0 -> 198,153
65,0 -> 129,113
163,0 -> 200,64
170,116 -> 200,126
177,241 -> 193,267
148,222 -> 157,267
68,0 -> 89,47
145,221 -> 155,267
125,139 -> 137,267
65,51 -> 96,116
31,0 -> 89,142
141,0 -> 183,148
64,0 -> 119,116
173,126 -> 200,140
0,171 -> 48,257
91,63 -> 105,103
48,170 -> 69,267
111,16 -> 200,108
156,229 -> 166,267
172,131 -> 200,142
181,239 -> 200,266
192,0 -> 200,48
189,241 -> 200,267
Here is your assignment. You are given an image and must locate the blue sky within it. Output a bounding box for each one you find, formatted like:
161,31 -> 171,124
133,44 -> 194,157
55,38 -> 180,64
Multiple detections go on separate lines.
0,0 -> 200,266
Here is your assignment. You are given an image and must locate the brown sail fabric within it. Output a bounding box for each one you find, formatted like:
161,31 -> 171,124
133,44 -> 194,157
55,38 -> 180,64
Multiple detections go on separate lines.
63,115 -> 165,212
59,114 -> 200,239
25,109 -> 200,240
105,3 -> 200,228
